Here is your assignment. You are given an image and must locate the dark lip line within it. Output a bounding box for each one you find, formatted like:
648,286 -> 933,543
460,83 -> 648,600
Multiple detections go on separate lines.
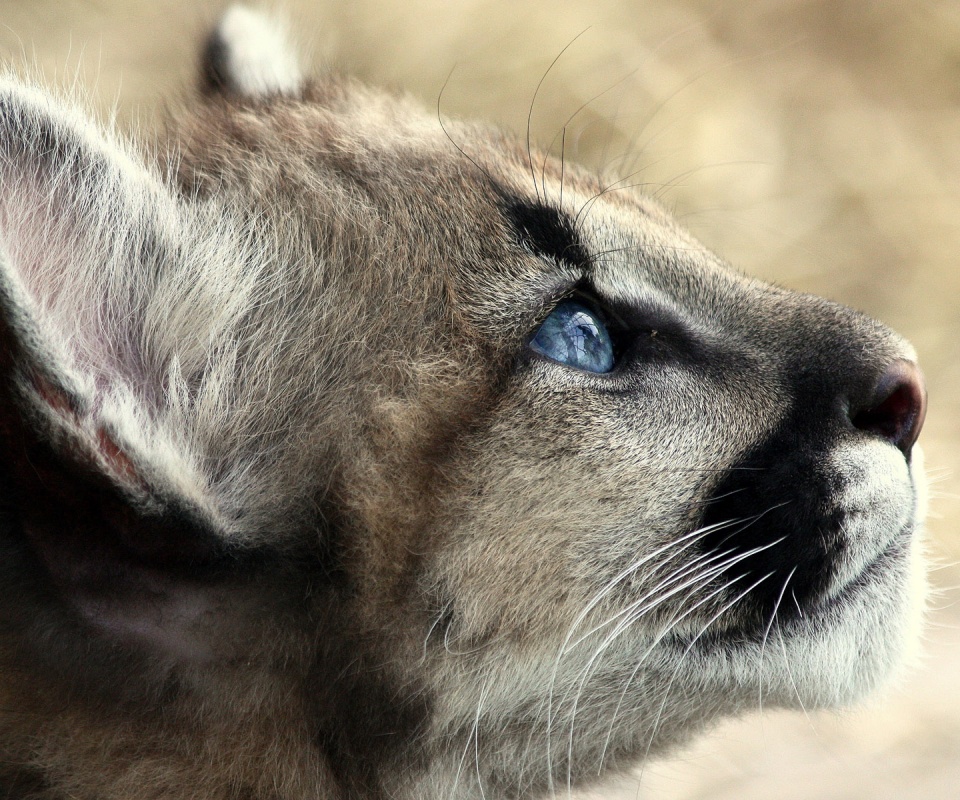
811,528 -> 911,615
663,522 -> 914,651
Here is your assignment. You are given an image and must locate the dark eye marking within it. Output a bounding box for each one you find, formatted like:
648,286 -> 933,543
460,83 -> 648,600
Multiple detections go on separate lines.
504,199 -> 590,270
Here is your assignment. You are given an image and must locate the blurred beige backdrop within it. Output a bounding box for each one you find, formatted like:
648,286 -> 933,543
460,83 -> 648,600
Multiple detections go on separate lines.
2,1 -> 959,797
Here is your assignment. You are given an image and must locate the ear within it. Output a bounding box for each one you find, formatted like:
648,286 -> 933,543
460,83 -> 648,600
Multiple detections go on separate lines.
201,5 -> 305,99
0,79 -> 236,657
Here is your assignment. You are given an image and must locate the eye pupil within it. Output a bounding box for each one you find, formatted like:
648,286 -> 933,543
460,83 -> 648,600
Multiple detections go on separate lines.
529,300 -> 615,373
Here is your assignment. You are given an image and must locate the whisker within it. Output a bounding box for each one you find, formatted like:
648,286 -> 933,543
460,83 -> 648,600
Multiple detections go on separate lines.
706,500 -> 792,551
565,539 -> 743,651
449,675 -> 492,800
758,566 -> 797,715
580,569 -> 746,785
526,30 -> 591,205
540,66 -> 642,203
592,572 -> 749,778
588,524 -> 788,772
559,127 -> 566,211
540,523 -> 724,792
561,522 -> 745,652
633,571 -> 776,786
541,522 -> 739,764
775,619 -> 818,736
435,66 -> 499,188
561,536 -> 785,788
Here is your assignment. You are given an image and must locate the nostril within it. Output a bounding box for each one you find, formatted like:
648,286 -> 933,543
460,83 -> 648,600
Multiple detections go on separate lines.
851,360 -> 927,454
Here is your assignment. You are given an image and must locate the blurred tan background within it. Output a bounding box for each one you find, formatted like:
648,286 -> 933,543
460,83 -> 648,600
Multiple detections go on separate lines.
2,1 -> 959,797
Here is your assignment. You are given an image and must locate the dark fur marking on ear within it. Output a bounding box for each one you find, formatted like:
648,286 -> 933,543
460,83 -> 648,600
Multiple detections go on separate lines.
197,7 -> 303,100
200,30 -> 232,96
504,199 -> 591,270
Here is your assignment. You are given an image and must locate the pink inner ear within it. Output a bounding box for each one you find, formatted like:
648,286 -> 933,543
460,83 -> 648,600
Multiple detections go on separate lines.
32,371 -> 78,419
96,428 -> 141,484
31,370 -> 143,488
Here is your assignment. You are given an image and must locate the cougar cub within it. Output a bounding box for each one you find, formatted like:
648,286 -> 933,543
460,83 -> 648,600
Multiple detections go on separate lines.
0,7 -> 927,799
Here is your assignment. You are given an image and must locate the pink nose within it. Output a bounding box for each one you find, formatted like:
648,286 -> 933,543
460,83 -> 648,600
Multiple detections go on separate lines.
852,359 -> 927,454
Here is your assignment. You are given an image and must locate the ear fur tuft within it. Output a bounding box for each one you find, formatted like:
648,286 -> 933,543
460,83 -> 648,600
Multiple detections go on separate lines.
0,78 -> 247,659
202,5 -> 304,99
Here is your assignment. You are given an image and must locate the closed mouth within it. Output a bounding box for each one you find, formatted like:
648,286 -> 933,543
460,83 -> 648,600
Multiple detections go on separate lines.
663,521 -> 913,654
813,526 -> 912,613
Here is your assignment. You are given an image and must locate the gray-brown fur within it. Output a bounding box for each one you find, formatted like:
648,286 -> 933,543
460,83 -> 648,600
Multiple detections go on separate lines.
0,7 -> 927,799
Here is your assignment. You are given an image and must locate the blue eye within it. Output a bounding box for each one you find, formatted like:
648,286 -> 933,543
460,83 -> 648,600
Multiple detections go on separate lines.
529,300 -> 615,373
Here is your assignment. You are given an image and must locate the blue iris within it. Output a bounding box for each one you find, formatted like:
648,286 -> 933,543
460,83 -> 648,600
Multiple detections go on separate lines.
529,300 -> 615,373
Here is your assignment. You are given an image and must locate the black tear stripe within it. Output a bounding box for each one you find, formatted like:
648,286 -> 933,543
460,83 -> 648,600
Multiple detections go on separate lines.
504,199 -> 591,270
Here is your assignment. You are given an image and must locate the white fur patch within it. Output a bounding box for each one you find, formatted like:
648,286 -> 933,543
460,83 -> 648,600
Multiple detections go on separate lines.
214,6 -> 303,98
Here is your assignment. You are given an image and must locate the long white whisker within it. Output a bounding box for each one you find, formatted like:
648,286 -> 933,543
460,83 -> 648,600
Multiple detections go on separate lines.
706,500 -> 792,551
541,520 -> 739,791
550,516 -> 786,791
562,552 -> 746,791
633,571 -> 776,787
563,545 -> 749,699
758,566 -> 797,715
579,536 -> 788,713
449,675 -> 491,800
474,679 -> 488,800
775,618 -> 816,732
561,536 -> 786,789
592,540 -> 786,775
561,522 -> 738,654
420,603 -> 449,665
579,571 -> 746,789
564,534 -> 743,651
